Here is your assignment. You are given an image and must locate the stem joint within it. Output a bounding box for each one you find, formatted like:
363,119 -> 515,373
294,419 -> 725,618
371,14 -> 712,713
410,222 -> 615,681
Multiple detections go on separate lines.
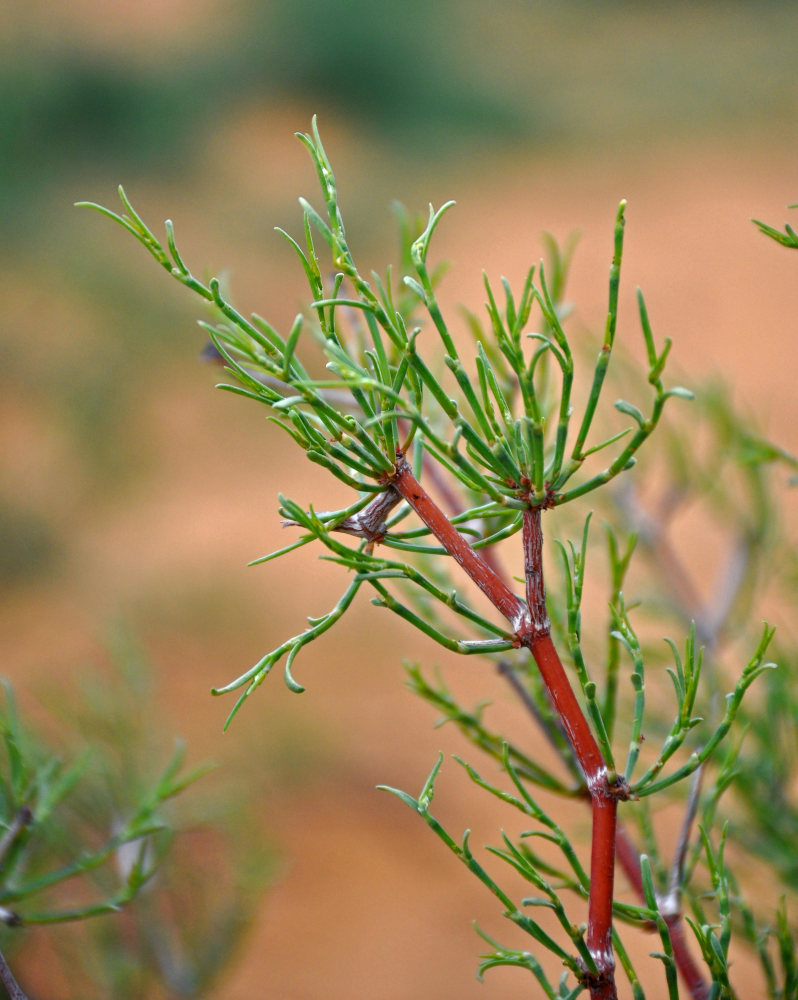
577,959 -> 618,1000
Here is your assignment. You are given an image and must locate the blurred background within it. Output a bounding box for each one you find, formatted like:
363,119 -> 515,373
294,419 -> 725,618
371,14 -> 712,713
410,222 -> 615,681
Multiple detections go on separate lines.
1,1 -> 797,997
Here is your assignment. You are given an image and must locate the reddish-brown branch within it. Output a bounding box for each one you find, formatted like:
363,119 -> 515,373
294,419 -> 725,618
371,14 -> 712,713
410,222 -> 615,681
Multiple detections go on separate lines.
421,450 -> 509,583
532,636 -> 617,992
588,795 -> 617,981
391,459 -> 703,998
527,634 -> 607,781
391,458 -> 619,997
391,459 -> 529,630
523,509 -> 617,993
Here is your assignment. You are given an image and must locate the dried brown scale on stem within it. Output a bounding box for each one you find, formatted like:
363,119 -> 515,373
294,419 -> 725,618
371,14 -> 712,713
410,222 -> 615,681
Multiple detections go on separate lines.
0,909 -> 21,928
521,506 -> 550,638
328,485 -> 403,542
282,486 -> 402,543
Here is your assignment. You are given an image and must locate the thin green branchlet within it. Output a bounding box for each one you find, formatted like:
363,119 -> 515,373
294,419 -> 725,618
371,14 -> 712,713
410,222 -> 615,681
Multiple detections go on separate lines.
79,121 -> 793,999
752,203 -> 798,250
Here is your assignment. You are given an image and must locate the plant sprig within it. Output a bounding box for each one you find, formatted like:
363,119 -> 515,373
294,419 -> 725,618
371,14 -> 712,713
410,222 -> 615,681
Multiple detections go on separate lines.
79,118 -> 694,723
80,121 -> 794,999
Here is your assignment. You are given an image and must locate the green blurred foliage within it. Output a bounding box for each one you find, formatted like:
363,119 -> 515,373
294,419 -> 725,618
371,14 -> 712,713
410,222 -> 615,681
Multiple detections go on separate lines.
0,633 -> 275,999
0,499 -> 60,587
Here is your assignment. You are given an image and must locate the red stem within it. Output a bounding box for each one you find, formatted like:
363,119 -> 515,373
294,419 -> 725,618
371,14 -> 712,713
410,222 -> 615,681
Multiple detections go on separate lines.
388,459 -> 706,997
391,461 -> 529,631
588,795 -> 618,990
521,510 -> 606,780
391,459 -> 618,997
524,510 -> 617,991
421,450 -> 508,584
